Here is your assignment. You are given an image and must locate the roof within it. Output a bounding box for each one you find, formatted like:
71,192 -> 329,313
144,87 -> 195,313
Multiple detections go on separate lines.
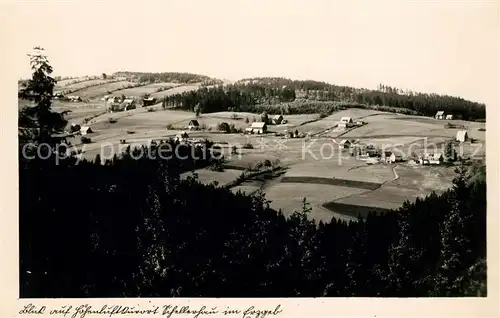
143,97 -> 156,101
340,116 -> 352,121
188,120 -> 200,126
273,114 -> 283,119
123,99 -> 135,104
339,139 -> 350,145
436,111 -> 445,116
251,122 -> 266,128
80,126 -> 91,131
446,114 -> 453,117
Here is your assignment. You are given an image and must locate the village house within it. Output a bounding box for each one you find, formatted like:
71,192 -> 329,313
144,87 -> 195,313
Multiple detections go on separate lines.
249,122 -> 267,134
445,114 -> 454,120
121,99 -> 136,111
435,111 -> 445,120
338,139 -> 351,149
340,117 -> 353,124
187,120 -> 200,130
143,97 -> 157,106
67,95 -> 82,102
80,126 -> 93,135
420,153 -> 443,165
272,115 -> 284,125
106,96 -> 121,112
456,130 -> 468,143
382,151 -> 403,163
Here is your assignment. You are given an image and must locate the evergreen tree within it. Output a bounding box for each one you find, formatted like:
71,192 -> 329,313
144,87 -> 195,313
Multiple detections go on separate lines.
19,47 -> 67,151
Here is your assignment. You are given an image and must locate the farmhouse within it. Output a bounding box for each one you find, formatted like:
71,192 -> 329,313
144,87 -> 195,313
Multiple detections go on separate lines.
445,114 -> 454,120
249,122 -> 267,134
106,96 -> 122,112
188,120 -> 200,130
338,139 -> 351,149
121,99 -> 136,111
272,115 -> 284,125
435,111 -> 445,119
80,126 -> 93,135
456,130 -> 468,143
143,97 -> 157,106
340,117 -> 353,124
68,95 -> 82,102
420,153 -> 443,165
382,151 -> 403,163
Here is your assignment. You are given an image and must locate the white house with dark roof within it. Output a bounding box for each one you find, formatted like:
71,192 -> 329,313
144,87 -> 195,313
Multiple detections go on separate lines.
338,139 -> 351,149
456,130 -> 468,143
435,111 -> 445,119
445,114 -> 454,120
188,120 -> 200,130
340,116 -> 353,124
250,122 -> 267,134
272,114 -> 284,125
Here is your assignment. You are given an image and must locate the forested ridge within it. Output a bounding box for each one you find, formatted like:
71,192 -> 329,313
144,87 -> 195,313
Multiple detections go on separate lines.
113,71 -> 222,85
162,77 -> 485,120
19,49 -> 487,298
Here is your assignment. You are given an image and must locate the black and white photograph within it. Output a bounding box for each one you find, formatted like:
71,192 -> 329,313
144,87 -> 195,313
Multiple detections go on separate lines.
1,0 -> 498,315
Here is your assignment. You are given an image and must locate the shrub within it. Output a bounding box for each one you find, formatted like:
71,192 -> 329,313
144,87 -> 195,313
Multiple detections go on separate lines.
108,118 -> 117,124
217,122 -> 231,133
147,108 -> 155,112
166,124 -> 173,130
242,143 -> 253,149
81,136 -> 92,144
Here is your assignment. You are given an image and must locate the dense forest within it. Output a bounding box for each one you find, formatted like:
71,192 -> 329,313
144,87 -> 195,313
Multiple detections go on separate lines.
19,49 -> 487,298
19,143 -> 487,297
163,77 -> 486,120
113,71 -> 223,85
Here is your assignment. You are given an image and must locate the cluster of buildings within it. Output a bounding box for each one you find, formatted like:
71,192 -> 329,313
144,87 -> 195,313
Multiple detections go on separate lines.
338,117 -> 364,130
435,111 -> 454,120
105,96 -> 137,112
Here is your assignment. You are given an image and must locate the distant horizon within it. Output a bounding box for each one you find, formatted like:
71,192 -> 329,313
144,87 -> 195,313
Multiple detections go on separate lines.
9,0 -> 497,107
18,69 -> 488,105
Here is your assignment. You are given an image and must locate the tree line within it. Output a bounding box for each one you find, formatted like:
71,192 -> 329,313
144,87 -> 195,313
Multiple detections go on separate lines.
163,77 -> 485,120
113,71 -> 222,85
19,48 -> 487,298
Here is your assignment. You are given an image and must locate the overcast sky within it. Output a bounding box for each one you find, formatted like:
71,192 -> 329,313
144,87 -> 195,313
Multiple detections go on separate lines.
6,0 -> 499,106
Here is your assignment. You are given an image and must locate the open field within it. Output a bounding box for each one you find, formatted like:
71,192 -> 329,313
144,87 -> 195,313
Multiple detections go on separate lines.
55,77 -> 91,87
109,82 -> 179,97
74,81 -> 136,99
54,79 -> 113,92
149,83 -> 203,99
52,105 -> 483,223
